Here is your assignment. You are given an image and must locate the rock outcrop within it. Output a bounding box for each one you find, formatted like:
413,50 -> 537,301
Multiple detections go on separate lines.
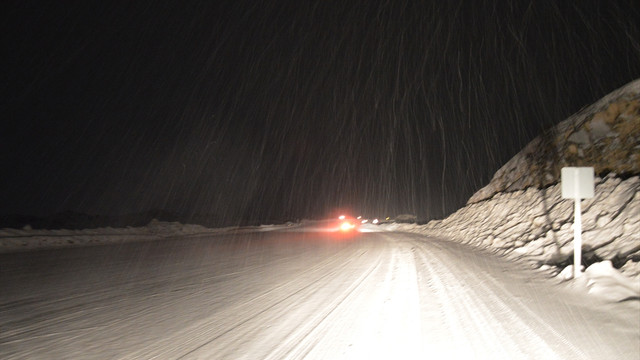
469,79 -> 640,204
421,79 -> 640,281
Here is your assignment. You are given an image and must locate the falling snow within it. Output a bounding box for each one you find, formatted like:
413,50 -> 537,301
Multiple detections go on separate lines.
2,0 -> 639,224
1,2 -> 639,358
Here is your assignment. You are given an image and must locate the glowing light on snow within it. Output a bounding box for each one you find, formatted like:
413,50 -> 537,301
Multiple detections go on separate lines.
340,221 -> 356,231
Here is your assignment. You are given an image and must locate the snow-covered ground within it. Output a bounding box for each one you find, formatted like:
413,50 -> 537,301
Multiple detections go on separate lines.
0,219 -> 289,254
380,220 -> 640,304
1,223 -> 638,359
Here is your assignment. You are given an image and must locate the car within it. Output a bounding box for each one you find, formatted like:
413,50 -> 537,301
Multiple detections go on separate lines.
336,215 -> 359,232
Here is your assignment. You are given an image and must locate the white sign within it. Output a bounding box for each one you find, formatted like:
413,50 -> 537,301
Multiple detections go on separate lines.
561,167 -> 595,279
561,167 -> 594,199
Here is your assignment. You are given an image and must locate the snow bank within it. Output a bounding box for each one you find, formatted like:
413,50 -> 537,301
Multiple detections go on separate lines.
582,261 -> 640,301
380,174 -> 640,301
0,219 -> 245,254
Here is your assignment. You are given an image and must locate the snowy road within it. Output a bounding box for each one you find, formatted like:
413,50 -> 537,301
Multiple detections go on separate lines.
1,224 -> 638,359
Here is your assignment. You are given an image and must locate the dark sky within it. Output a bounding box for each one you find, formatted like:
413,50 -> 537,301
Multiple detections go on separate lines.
2,0 -> 639,223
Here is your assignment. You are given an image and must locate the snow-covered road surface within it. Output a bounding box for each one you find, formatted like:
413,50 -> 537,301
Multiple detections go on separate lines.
1,224 -> 638,359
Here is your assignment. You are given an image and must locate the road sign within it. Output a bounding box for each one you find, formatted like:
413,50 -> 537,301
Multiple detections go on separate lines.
561,167 -> 594,278
562,167 -> 594,199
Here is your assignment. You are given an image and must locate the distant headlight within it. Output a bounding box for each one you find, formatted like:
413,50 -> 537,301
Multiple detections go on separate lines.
340,221 -> 356,231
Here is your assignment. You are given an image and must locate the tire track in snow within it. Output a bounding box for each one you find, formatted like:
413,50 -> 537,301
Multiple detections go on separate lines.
152,243 -> 365,359
0,237 -> 316,351
411,238 -> 588,359
260,248 -> 385,359
181,234 -> 424,359
266,234 -> 423,359
0,252 -> 304,347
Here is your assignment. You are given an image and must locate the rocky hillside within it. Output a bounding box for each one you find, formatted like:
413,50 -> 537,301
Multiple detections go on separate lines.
469,79 -> 639,203
420,79 -> 640,281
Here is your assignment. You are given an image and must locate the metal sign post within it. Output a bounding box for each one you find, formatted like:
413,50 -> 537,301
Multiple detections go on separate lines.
561,167 -> 594,278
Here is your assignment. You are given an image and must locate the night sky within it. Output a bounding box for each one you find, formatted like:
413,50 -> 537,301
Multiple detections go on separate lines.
2,0 -> 640,225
